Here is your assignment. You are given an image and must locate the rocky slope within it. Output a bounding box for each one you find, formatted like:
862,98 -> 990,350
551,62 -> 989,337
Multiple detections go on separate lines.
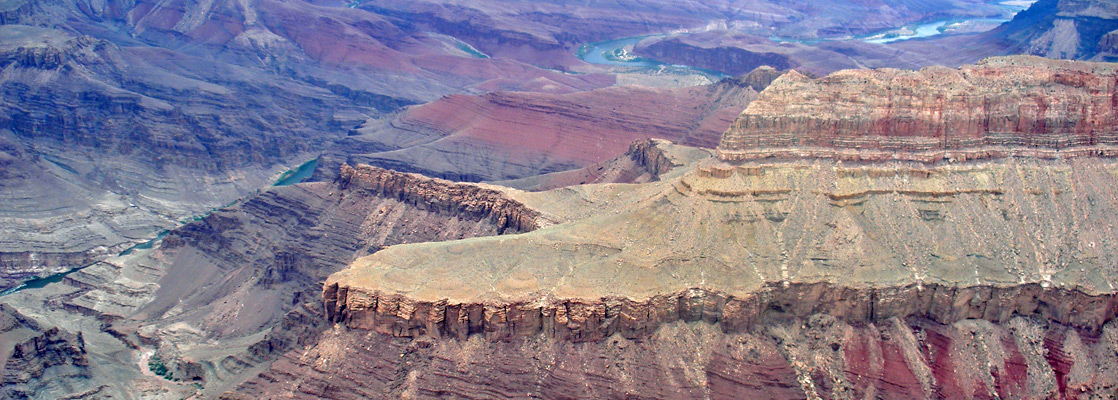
329,78 -> 761,182
303,58 -> 1118,399
635,33 -> 798,76
0,304 -> 90,399
987,0 -> 1118,61
366,0 -> 1009,61
0,163 -> 541,397
718,56 -> 1118,163
0,0 -> 1056,292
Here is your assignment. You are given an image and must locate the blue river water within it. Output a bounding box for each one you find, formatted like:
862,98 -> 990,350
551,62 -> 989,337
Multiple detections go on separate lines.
1,159 -> 321,297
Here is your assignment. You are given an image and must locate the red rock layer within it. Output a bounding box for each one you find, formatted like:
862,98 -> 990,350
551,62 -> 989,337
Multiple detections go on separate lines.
346,81 -> 756,181
230,312 -> 1118,399
717,56 -> 1118,163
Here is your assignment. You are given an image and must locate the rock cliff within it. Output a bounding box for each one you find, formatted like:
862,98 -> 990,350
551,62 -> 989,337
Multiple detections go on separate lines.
718,56 -> 1118,163
313,58 -> 1118,399
336,164 -> 540,233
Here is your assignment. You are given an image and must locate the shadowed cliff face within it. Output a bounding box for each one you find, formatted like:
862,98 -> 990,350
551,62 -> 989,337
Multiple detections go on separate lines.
230,311 -> 1118,399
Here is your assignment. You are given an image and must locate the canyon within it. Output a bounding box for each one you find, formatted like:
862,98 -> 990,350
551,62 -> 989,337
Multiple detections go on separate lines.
2,0 -> 1118,399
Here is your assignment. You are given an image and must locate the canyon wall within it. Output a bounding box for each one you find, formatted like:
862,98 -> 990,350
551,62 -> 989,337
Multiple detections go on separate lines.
323,283 -> 1117,343
336,164 -> 540,234
717,56 -> 1118,162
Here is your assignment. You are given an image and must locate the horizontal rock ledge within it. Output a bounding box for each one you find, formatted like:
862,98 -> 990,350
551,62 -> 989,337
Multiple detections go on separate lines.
323,282 -> 1118,342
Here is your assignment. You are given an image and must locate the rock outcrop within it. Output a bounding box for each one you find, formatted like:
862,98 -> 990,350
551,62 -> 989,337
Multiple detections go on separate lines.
0,304 -> 89,400
497,139 -> 706,191
717,56 -> 1118,163
324,282 -> 1117,342
337,164 -> 540,233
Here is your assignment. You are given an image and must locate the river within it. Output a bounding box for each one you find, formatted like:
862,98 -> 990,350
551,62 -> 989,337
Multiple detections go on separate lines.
1,158 -> 321,297
577,35 -> 727,79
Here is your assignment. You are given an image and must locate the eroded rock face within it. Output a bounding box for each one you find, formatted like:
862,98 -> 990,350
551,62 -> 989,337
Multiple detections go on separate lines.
0,304 -> 89,400
717,56 -> 1118,163
494,138 -> 697,191
58,163 -> 543,394
324,283 -> 1117,342
337,164 -> 540,234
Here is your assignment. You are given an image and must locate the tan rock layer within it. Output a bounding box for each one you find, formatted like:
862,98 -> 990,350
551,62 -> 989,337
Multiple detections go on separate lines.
338,163 -> 540,233
718,56 -> 1118,163
324,282 -> 1118,342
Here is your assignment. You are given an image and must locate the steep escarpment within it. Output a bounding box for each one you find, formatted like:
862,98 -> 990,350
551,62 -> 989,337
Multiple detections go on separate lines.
324,282 -> 1116,342
718,56 -> 1118,163
336,164 -> 540,233
243,304 -> 1118,398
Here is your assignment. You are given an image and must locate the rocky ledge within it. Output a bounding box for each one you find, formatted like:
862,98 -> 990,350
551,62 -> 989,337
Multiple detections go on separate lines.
324,282 -> 1116,342
717,56 -> 1118,163
337,164 -> 541,234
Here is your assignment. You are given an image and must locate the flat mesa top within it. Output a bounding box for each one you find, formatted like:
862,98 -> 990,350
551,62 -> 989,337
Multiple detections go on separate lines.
329,153 -> 1118,303
329,57 -> 1118,304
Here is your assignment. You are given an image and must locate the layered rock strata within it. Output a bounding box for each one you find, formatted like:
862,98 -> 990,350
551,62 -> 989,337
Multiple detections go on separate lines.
332,80 -> 758,182
234,315 -> 1118,399
495,138 -> 704,191
717,56 -> 1118,163
48,163 -> 542,396
319,58 -> 1118,398
324,282 -> 1116,342
337,164 -> 540,233
326,156 -> 1118,341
